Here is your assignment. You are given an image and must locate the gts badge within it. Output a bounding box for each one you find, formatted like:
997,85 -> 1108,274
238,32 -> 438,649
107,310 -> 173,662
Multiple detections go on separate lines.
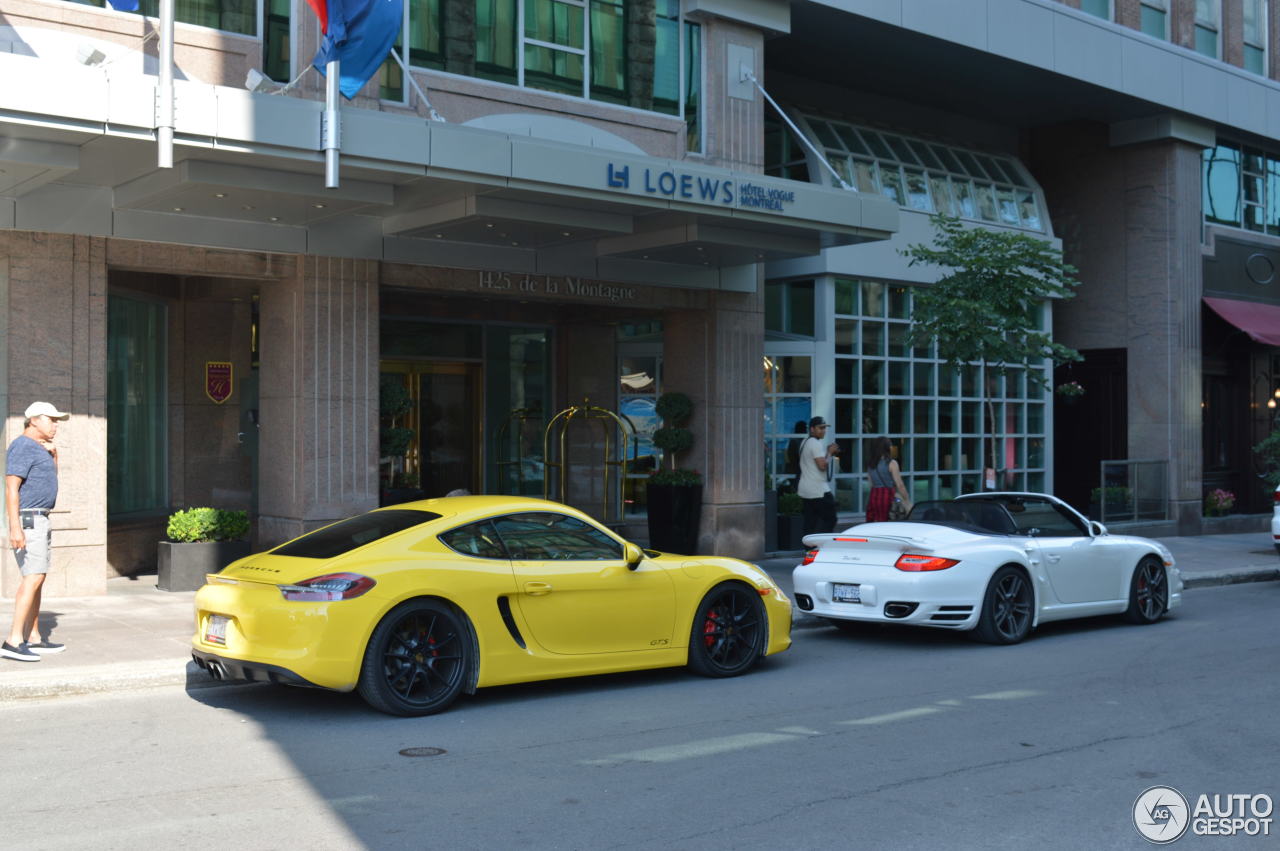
649,638 -> 670,646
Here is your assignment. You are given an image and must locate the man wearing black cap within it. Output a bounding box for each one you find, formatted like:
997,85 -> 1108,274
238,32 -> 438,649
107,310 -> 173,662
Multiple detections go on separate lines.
797,416 -> 840,537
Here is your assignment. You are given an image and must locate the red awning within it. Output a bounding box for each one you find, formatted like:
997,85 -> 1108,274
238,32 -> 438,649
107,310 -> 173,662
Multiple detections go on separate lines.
1204,296 -> 1280,346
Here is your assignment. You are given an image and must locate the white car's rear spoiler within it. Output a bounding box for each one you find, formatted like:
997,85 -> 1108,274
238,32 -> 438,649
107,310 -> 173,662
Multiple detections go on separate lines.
800,532 -> 936,552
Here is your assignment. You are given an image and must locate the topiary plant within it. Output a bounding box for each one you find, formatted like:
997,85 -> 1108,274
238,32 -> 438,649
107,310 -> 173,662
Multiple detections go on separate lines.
167,507 -> 249,543
653,391 -> 695,470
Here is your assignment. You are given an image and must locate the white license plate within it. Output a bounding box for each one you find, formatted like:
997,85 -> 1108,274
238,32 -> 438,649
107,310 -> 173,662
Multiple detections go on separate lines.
832,583 -> 861,603
205,615 -> 228,646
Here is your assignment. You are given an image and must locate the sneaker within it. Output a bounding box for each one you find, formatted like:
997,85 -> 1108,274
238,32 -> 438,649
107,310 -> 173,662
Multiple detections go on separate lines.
25,641 -> 65,655
0,641 -> 40,662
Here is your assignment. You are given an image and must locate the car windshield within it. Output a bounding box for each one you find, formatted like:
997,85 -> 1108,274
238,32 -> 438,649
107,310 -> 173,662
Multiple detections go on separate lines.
906,500 -> 1018,535
272,509 -> 441,559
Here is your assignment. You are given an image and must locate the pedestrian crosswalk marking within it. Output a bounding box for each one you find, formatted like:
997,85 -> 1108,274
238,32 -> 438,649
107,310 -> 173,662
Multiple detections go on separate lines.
581,689 -> 1047,766
838,706 -> 944,726
967,689 -> 1044,700
582,732 -> 798,766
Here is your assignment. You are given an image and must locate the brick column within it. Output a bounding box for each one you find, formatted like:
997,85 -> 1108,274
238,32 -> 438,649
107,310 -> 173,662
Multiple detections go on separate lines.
1,232 -> 108,597
664,283 -> 766,559
257,256 -> 379,547
1122,140 -> 1205,532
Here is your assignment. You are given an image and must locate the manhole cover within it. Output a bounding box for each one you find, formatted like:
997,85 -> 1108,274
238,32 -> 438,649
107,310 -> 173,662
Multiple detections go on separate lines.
399,747 -> 447,758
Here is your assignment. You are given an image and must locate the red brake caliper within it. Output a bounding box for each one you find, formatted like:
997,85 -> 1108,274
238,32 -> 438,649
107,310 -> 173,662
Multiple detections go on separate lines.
703,610 -> 719,648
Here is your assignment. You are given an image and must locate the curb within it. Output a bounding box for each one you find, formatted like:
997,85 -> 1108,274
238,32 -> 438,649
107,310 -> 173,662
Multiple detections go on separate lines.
1182,567 -> 1280,588
0,659 -> 223,702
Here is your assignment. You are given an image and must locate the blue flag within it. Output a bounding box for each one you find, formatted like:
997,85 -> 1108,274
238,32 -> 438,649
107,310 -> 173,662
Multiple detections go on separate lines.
311,0 -> 403,100
106,0 -> 140,10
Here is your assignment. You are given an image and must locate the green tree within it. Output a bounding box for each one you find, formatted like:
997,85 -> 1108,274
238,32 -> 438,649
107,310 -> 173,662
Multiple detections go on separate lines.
1254,429 -> 1280,487
903,215 -> 1083,486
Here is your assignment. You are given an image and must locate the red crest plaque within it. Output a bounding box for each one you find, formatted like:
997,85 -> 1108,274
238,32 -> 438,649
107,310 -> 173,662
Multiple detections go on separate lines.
205,361 -> 234,404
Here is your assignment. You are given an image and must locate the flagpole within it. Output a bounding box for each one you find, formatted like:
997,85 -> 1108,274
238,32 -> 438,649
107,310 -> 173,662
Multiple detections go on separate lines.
157,0 -> 174,168
323,60 -> 340,188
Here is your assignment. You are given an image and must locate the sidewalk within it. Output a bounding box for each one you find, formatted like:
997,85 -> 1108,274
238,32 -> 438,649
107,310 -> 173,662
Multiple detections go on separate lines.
1,532 -> 1276,703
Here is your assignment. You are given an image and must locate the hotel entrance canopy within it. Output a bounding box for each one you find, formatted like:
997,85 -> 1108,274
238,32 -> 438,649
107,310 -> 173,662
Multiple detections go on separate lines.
0,53 -> 898,291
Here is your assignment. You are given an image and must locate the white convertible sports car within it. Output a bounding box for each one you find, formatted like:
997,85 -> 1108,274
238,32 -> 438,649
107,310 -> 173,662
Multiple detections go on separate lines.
792,492 -> 1182,644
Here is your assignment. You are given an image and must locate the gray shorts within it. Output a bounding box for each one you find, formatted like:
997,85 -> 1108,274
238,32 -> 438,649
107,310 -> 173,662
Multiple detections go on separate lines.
15,513 -> 51,577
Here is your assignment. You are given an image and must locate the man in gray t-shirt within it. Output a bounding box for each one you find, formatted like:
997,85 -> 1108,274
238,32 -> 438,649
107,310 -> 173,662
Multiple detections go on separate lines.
3,402 -> 70,663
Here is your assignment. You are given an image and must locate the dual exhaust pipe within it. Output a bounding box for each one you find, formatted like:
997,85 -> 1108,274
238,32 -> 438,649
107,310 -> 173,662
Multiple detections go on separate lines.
194,654 -> 227,680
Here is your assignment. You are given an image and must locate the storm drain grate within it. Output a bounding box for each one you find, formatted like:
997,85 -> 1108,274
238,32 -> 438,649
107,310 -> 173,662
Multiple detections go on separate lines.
399,747 -> 447,758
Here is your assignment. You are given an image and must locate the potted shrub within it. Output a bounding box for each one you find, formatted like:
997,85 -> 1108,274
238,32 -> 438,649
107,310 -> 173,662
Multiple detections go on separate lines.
1204,488 -> 1235,518
777,492 -> 805,551
157,507 -> 252,592
1089,486 -> 1133,521
647,392 -> 702,554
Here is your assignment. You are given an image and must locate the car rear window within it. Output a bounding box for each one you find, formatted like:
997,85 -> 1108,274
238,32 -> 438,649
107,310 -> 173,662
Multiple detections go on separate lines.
272,509 -> 441,559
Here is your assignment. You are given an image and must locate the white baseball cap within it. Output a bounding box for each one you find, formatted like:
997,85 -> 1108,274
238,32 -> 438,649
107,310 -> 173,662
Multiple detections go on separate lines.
24,402 -> 70,421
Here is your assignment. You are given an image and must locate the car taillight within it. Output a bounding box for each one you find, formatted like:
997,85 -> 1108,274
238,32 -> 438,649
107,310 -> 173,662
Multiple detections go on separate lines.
894,554 -> 960,572
1274,489 -> 1280,504
279,573 -> 376,601
801,548 -> 818,565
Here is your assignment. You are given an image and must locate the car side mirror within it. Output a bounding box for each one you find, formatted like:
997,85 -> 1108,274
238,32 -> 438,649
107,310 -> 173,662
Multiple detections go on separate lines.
624,542 -> 645,570
1091,521 -> 1108,537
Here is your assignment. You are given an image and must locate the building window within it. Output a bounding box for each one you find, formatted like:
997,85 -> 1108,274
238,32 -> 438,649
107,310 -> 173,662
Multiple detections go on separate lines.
400,1 -> 701,143
619,352 -> 661,515
263,0 -> 291,82
1200,139 -> 1280,234
766,279 -> 816,338
786,115 -> 1046,232
1140,0 -> 1168,40
825,279 -> 1048,511
1079,0 -> 1111,20
618,321 -> 662,515
764,117 -> 810,182
380,24 -> 407,101
1194,0 -> 1220,58
107,295 -> 168,516
1244,0 -> 1268,75
410,0 -> 446,69
764,356 -> 813,489
523,0 -> 589,96
69,0 -> 257,36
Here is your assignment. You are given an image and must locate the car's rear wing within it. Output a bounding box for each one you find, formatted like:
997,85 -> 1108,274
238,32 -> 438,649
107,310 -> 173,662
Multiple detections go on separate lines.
800,532 -> 937,553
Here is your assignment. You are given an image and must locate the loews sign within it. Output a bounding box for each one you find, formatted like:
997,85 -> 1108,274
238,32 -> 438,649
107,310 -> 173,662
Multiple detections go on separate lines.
606,163 -> 795,211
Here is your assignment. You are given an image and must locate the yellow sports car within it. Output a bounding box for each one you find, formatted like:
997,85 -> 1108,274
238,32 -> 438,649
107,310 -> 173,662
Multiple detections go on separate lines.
191,496 -> 791,715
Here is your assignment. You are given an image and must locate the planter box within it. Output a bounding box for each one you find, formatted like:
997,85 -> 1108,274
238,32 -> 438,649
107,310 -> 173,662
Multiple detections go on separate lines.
764,490 -> 778,552
157,541 -> 252,592
646,483 -> 703,554
777,514 -> 805,551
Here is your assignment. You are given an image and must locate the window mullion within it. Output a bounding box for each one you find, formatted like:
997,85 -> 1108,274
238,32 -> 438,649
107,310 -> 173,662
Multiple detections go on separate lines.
517,0 -> 526,89
581,1 -> 590,99
523,37 -> 586,55
677,2 -> 685,132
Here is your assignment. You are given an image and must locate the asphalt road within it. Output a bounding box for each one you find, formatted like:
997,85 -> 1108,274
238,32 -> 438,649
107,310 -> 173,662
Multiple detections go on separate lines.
3,582 -> 1277,850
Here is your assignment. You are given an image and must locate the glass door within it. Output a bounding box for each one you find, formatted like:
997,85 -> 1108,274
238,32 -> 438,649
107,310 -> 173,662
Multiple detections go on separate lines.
381,362 -> 483,498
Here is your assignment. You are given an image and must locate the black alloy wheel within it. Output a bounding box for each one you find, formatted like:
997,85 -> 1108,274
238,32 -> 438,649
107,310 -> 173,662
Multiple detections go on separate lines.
973,566 -> 1034,645
686,582 -> 766,677
1124,557 -> 1169,625
358,600 -> 471,716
